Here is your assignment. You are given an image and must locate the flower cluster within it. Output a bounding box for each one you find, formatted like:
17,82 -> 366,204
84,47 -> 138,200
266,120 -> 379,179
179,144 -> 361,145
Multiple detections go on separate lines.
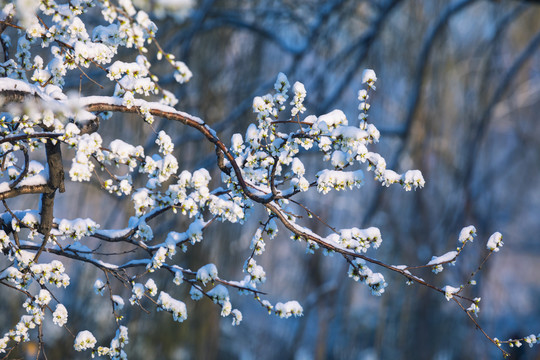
70,133 -> 103,182
196,263 -> 218,285
157,291 -> 187,322
250,228 -> 265,255
0,290 -> 52,353
96,325 -> 129,359
326,227 -> 382,254
55,218 -> 99,240
348,259 -> 387,296
0,266 -> 31,289
129,283 -> 145,305
290,82 -> 306,117
74,330 -> 97,352
110,57 -> 158,99
147,247 -> 169,271
244,258 -> 266,284
316,169 -> 364,194
30,260 -> 70,287
274,301 -> 303,319
228,71 -> 424,212
207,284 -> 229,306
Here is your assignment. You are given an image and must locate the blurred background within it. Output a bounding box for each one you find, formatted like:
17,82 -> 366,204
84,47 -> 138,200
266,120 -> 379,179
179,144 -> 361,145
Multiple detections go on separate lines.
3,0 -> 540,359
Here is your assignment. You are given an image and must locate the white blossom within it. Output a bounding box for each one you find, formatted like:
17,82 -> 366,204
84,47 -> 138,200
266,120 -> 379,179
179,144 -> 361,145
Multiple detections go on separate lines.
52,304 -> 68,327
130,283 -> 145,304
145,279 -> 158,296
361,69 -> 377,89
74,330 -> 97,352
231,309 -> 242,326
190,286 -> 203,301
442,285 -> 460,301
157,291 -> 187,322
486,232 -> 503,252
94,279 -> 106,295
197,263 -> 218,285
275,301 -> 303,318
459,225 -> 477,243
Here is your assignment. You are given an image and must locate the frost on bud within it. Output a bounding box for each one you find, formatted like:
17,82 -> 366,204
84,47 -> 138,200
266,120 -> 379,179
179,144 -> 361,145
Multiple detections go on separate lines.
245,123 -> 260,147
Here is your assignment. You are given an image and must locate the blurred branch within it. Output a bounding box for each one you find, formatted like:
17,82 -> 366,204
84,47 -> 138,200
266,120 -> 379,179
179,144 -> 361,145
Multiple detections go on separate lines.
399,0 -> 477,148
361,0 -> 478,227
317,0 -> 403,113
464,28 -> 540,194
